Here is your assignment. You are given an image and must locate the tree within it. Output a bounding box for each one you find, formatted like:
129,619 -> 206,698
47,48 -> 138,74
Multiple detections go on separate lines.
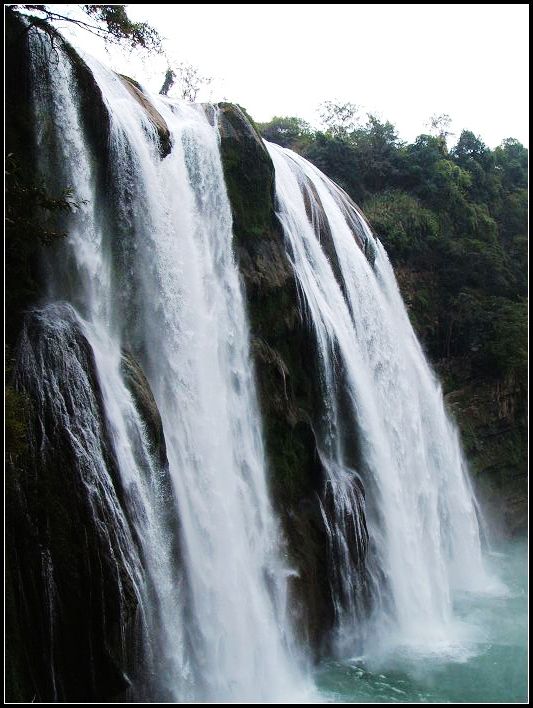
10,5 -> 163,54
426,113 -> 455,154
363,190 -> 439,261
161,62 -> 213,101
494,138 -> 528,191
318,100 -> 360,137
453,130 -> 489,162
256,116 -> 313,149
427,112 -> 454,142
451,130 -> 498,205
159,67 -> 175,96
349,115 -> 404,193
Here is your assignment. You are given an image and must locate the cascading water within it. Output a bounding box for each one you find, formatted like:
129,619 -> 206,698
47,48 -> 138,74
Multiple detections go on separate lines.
266,142 -> 493,659
23,27 -> 307,701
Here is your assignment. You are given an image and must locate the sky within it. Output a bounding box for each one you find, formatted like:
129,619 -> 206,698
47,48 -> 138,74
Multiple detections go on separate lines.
44,4 -> 529,148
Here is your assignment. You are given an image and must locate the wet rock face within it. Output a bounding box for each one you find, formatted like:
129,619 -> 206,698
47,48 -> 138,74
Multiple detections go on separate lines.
6,305 -> 141,702
118,75 -> 172,159
445,371 -> 527,538
121,350 -> 168,470
5,10 -> 44,346
119,350 -> 180,555
218,103 -> 342,654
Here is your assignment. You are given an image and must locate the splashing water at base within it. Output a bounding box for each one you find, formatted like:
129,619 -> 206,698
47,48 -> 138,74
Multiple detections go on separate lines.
315,540 -> 527,703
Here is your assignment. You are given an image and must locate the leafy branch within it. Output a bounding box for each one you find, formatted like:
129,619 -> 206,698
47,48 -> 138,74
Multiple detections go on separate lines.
10,4 -> 163,54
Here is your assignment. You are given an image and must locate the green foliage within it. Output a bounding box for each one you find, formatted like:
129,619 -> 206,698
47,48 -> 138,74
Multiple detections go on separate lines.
450,292 -> 527,379
363,191 -> 439,260
5,385 -> 31,464
82,5 -> 162,52
304,132 -> 364,200
487,299 -> 528,380
12,4 -> 163,53
6,154 -> 80,244
257,116 -> 313,149
318,100 -> 360,136
494,138 -> 528,191
351,115 -> 404,193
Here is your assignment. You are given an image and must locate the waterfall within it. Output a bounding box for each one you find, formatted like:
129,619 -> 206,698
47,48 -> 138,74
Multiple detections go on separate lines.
11,16 -> 502,701
23,28 -> 307,701
266,142 -> 491,659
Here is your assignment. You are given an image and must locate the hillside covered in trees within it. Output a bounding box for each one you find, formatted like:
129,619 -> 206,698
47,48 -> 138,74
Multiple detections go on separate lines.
259,110 -> 528,533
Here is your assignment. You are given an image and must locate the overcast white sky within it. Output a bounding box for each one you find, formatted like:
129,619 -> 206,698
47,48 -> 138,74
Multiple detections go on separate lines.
50,3 -> 529,148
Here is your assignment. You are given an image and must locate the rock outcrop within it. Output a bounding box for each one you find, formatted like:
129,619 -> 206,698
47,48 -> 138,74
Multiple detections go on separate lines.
445,369 -> 527,537
6,306 -> 140,702
218,103 -> 339,652
121,350 -> 168,470
118,74 -> 172,158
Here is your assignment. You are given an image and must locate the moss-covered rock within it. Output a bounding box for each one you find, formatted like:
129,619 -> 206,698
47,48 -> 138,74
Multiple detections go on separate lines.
218,102 -> 338,652
118,74 -> 172,158
6,306 -> 141,702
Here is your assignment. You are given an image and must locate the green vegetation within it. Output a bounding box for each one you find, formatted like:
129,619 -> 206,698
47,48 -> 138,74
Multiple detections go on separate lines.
10,4 -> 163,53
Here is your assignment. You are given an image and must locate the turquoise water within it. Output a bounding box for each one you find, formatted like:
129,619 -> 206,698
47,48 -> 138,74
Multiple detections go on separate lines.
316,540 -> 528,703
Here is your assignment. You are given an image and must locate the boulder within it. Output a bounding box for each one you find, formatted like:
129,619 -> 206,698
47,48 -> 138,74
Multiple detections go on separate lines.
118,75 -> 172,159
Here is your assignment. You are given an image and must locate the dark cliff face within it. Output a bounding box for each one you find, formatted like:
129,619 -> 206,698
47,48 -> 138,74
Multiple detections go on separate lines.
7,306 -> 140,702
5,9 -> 171,355
121,351 -> 168,471
217,103 -> 340,652
6,9 -> 44,347
444,367 -> 527,538
5,9 -> 110,350
6,310 -> 175,702
394,264 -> 527,540
118,74 -> 172,158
